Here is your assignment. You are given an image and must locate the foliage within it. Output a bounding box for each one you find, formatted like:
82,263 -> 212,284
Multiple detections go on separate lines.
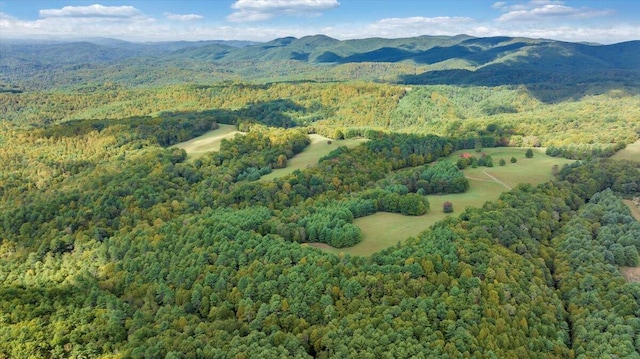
525,148 -> 534,158
552,189 -> 640,358
1,60 -> 640,357
545,142 -> 627,160
379,160 -> 468,195
2,116 -> 639,357
457,153 -> 495,170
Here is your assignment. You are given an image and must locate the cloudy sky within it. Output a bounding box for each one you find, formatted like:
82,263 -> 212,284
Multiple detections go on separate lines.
1,0 -> 638,44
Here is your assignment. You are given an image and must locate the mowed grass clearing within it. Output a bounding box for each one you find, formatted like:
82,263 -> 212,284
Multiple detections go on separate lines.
449,147 -> 575,189
170,124 -> 243,158
261,134 -> 367,180
323,177 -> 509,256
612,139 -> 640,162
320,147 -> 574,257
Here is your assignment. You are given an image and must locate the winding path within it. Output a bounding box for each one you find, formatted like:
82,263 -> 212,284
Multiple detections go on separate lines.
465,169 -> 512,190
482,169 -> 512,190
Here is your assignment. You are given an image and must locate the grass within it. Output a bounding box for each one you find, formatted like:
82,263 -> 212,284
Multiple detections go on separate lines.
449,147 -> 575,189
623,200 -> 640,222
621,267 -> 640,283
170,124 -> 243,158
261,134 -> 368,180
612,140 -> 640,162
319,147 -> 575,257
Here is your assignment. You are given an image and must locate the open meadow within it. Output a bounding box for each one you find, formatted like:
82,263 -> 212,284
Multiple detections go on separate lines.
261,134 -> 368,180
612,140 -> 640,162
320,147 -> 575,256
624,200 -> 640,222
448,147 -> 575,189
170,124 -> 243,158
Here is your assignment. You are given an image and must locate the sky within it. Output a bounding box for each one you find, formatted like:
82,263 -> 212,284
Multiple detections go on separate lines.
0,0 -> 638,44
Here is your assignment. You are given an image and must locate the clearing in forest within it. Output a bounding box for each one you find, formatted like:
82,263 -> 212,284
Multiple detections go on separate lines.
322,177 -> 507,256
170,124 -> 243,157
623,200 -> 640,222
621,267 -> 640,283
451,147 -> 574,189
611,139 -> 640,162
320,147 -> 574,257
261,134 -> 368,180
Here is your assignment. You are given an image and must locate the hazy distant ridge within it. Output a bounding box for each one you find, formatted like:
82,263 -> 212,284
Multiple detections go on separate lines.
1,35 -> 638,90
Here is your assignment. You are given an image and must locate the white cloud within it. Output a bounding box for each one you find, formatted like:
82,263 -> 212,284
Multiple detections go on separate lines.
1,5 -> 156,40
495,1 -> 613,22
0,2 -> 637,44
228,0 -> 339,22
492,2 -> 507,10
361,16 -> 474,38
487,23 -> 640,44
40,4 -> 142,19
164,13 -> 204,21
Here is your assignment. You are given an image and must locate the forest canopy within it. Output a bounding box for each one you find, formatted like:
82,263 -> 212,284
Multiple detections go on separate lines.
1,35 -> 640,358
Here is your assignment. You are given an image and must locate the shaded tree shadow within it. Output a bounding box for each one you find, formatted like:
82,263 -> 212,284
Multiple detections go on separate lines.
39,98 -> 318,143
397,62 -> 640,103
397,40 -> 640,103
312,37 -> 640,103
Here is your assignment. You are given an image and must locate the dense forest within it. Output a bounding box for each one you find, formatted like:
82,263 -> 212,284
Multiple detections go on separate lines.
1,35 -> 640,358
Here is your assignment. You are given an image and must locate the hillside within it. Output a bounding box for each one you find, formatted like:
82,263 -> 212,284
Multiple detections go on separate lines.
1,33 -> 640,358
1,111 -> 639,358
2,35 -> 639,98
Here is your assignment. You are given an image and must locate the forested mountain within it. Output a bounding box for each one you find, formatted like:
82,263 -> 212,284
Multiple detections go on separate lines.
2,35 -> 639,92
1,33 -> 640,358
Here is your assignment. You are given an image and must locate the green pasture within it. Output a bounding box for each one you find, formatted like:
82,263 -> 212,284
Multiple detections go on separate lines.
448,147 -> 575,189
322,177 -> 507,256
171,124 -> 243,157
612,140 -> 640,162
321,147 -> 575,257
261,134 -> 368,180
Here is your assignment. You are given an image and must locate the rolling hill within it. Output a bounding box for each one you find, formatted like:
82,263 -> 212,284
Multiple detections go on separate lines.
1,33 -> 640,358
2,35 -> 639,94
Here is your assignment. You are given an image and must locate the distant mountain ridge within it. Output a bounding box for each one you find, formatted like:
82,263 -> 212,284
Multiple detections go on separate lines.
1,35 -> 638,91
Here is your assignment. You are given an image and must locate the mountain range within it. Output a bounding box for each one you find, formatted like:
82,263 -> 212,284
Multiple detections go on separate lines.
1,34 -> 639,92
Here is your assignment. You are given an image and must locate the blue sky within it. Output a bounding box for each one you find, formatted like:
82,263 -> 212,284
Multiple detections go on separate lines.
1,1 -> 638,43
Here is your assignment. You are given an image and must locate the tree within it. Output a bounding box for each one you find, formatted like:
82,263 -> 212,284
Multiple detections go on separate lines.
333,129 -> 344,140
499,159 -> 506,166
276,155 -> 288,169
510,157 -> 517,163
443,201 -> 454,213
525,149 -> 534,158
474,140 -> 483,153
485,155 -> 493,167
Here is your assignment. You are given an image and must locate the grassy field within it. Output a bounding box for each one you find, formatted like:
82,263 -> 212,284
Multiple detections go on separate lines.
623,200 -> 640,222
320,177 -> 510,256
612,140 -> 640,162
261,134 -> 368,180
170,124 -> 243,158
448,147 -> 575,189
319,147 -> 575,257
621,267 -> 640,283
